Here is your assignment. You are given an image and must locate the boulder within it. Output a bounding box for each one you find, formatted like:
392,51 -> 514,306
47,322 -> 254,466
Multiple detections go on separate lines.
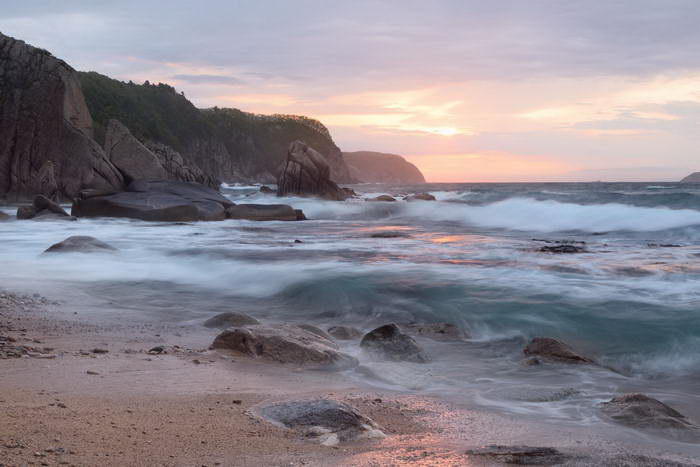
203,312 -> 260,329
523,337 -> 595,364
16,195 -> 76,220
44,236 -> 116,254
360,323 -> 427,363
277,140 -> 349,200
370,231 -> 410,238
259,185 -> 275,194
405,193 -> 436,201
104,119 -> 166,183
465,446 -> 569,465
401,323 -> 467,341
327,326 -> 362,340
540,244 -> 586,253
599,394 -> 698,432
71,180 -> 234,222
255,399 -> 384,446
225,204 -> 306,221
0,33 -> 124,201
296,324 -> 334,341
367,195 -> 396,202
211,324 -> 357,369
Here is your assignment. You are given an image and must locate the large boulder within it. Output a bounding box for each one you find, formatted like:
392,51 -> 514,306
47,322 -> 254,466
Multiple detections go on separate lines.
599,394 -> 699,433
211,324 -> 358,369
71,180 -> 234,222
367,195 -> 396,202
0,33 -> 124,201
44,235 -> 116,254
225,204 -> 306,221
360,323 -> 427,363
203,312 -> 260,329
104,119 -> 166,183
254,399 -> 384,446
523,337 -> 595,364
277,141 -> 349,201
17,195 -> 76,220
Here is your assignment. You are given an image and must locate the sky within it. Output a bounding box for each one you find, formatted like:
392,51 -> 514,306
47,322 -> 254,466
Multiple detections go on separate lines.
2,0 -> 700,182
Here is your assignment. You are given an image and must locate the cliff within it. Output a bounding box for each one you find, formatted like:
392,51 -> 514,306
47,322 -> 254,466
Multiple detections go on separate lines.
0,32 -> 124,200
343,151 -> 426,184
680,172 -> 700,183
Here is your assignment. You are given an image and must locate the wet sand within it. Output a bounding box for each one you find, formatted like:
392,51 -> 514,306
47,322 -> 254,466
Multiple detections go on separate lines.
1,293 -> 699,466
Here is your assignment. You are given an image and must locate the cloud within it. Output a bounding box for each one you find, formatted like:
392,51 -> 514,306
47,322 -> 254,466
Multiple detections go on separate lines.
171,74 -> 244,86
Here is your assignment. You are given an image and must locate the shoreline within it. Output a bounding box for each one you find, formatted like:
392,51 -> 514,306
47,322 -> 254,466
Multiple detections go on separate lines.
2,291 -> 700,466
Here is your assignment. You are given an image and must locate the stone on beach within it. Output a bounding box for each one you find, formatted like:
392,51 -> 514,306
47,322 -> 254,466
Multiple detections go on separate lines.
523,337 -> 595,364
211,324 -> 358,369
599,393 -> 699,433
360,323 -> 427,363
225,204 -> 306,221
327,326 -> 362,340
43,236 -> 117,254
203,312 -> 260,329
255,399 -> 384,446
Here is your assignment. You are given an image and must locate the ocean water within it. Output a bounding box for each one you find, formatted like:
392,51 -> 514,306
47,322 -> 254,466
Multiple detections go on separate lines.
2,181 -> 700,445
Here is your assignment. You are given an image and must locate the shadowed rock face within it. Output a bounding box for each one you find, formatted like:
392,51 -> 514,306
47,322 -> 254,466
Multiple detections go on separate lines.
104,119 -> 166,183
343,151 -> 426,184
16,195 -> 75,221
277,141 -> 349,201
0,33 -> 124,201
225,204 -> 306,221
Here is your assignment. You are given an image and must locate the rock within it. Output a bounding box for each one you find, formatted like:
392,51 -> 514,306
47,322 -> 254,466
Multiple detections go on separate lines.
296,324 -> 333,341
259,185 -> 275,194
406,193 -> 436,201
523,337 -> 595,364
144,141 -> 219,189
104,119 -> 166,183
400,322 -> 467,341
599,393 -> 699,432
343,151 -> 426,184
327,326 -> 362,340
367,195 -> 396,202
539,244 -> 586,253
43,236 -> 116,254
277,140 -> 349,200
203,312 -> 260,329
370,231 -> 410,238
16,195 -> 75,220
255,399 -> 384,446
0,33 -> 125,201
341,187 -> 358,198
465,445 -> 569,465
92,348 -> 109,354
680,172 -> 700,183
86,370 -> 100,375
212,324 -> 357,369
360,323 -> 427,363
0,211 -> 10,221
71,179 -> 234,222
225,204 -> 306,221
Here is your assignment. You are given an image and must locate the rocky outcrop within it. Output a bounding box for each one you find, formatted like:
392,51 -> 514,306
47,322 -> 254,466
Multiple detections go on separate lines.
144,141 -> 219,188
44,236 -> 116,254
0,33 -> 124,201
680,172 -> 700,183
343,151 -> 426,183
254,399 -> 384,446
203,312 -> 260,328
225,204 -> 306,221
104,119 -> 166,182
277,141 -> 349,200
212,324 -> 358,369
72,179 -> 233,222
360,324 -> 427,363
523,337 -> 595,364
17,195 -> 76,220
599,394 -> 698,432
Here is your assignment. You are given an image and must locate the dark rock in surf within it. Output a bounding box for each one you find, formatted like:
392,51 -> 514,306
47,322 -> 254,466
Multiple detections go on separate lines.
259,185 -> 275,194
523,337 -> 595,364
255,399 -> 384,446
401,322 -> 467,341
405,193 -> 436,201
367,195 -> 396,202
71,180 -> 233,222
599,394 -> 699,432
203,312 -> 260,329
341,187 -> 358,198
370,231 -> 410,238
327,326 -> 362,340
17,195 -> 76,220
277,140 -> 349,201
211,324 -> 357,369
296,324 -> 334,341
360,323 -> 427,363
43,235 -> 116,254
539,244 -> 586,254
225,204 -> 306,221
465,445 -> 570,465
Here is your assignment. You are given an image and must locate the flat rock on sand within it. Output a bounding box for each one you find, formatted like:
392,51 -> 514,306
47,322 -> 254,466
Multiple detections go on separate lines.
254,399 -> 385,446
203,312 -> 260,328
523,337 -> 596,364
212,324 -> 357,369
360,323 -> 427,363
43,236 -> 117,254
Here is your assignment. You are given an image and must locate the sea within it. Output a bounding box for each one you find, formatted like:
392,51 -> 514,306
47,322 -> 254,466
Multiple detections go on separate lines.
2,181 -> 700,449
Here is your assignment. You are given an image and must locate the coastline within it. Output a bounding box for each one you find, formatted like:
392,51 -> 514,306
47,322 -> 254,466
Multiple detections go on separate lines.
2,291 -> 699,466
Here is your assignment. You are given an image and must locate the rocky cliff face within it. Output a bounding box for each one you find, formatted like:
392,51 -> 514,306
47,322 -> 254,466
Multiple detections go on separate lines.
680,172 -> 700,183
0,32 -> 124,200
343,151 -> 426,183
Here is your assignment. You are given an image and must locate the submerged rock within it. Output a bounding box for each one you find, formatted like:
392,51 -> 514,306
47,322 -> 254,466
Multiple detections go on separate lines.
360,323 -> 427,363
72,180 -> 234,222
367,194 -> 396,202
255,399 -> 384,446
225,204 -> 305,221
277,140 -> 349,201
327,326 -> 362,340
17,195 -> 75,221
44,236 -> 116,254
599,393 -> 698,433
465,445 -> 569,465
212,324 -> 357,369
523,337 -> 595,364
203,312 -> 260,329
401,322 -> 467,341
405,193 -> 436,201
